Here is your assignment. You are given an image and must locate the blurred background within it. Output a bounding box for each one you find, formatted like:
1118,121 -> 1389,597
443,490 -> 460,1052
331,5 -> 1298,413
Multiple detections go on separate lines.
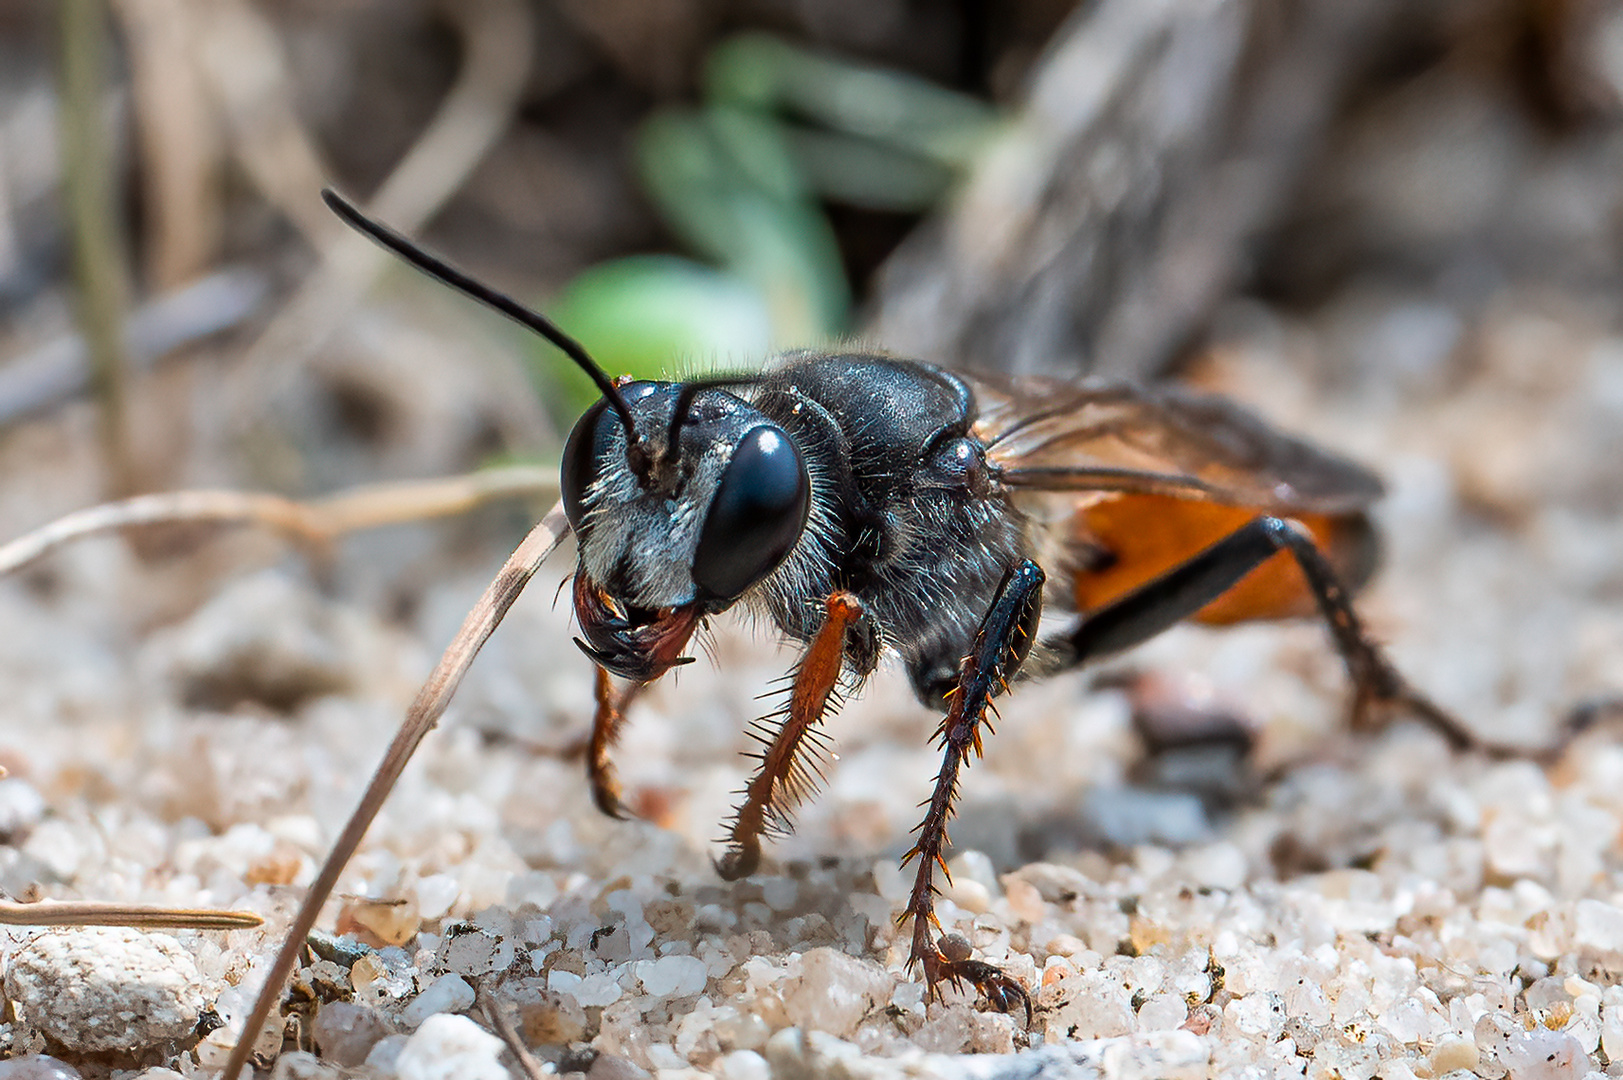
4,0 -> 1623,513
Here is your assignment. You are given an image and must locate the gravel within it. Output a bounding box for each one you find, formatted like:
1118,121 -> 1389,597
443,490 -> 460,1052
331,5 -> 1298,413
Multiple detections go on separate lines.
2,929 -> 208,1054
0,289 -> 1617,1078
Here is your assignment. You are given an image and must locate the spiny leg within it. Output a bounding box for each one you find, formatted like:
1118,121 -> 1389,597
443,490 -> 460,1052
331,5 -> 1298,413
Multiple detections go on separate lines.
589,666 -> 646,819
901,561 -> 1043,1025
1047,515 -> 1478,750
716,592 -> 865,881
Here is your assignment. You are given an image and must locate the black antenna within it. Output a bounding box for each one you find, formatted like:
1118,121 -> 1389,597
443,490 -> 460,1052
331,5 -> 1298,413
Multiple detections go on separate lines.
320,188 -> 649,475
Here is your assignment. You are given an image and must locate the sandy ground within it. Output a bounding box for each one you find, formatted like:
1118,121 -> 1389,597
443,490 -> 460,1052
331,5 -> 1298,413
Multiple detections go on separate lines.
0,283 -> 1619,1079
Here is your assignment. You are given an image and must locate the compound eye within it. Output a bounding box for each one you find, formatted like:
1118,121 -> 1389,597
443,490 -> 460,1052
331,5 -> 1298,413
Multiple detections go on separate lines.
561,399 -> 611,534
692,425 -> 810,601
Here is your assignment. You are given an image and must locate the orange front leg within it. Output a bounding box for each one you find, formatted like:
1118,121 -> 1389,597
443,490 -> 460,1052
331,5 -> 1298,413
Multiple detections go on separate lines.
588,666 -> 646,819
716,592 -> 865,881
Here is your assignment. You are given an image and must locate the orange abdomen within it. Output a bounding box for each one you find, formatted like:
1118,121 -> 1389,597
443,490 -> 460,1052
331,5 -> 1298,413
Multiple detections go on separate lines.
1069,494 -> 1379,625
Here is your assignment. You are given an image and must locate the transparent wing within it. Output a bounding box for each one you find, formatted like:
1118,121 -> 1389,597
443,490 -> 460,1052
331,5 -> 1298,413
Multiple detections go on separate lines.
973,376 -> 1382,514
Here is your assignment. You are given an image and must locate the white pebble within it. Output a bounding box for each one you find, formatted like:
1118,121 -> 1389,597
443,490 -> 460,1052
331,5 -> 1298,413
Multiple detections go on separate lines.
413,875 -> 462,921
3,929 -> 205,1053
1574,900 -> 1623,953
1137,992 -> 1189,1031
636,954 -> 709,997
1498,1028 -> 1586,1080
364,1034 -> 409,1075
1431,1034 -> 1479,1073
394,1014 -> 507,1080
268,1051 -> 343,1079
1181,842 -> 1248,891
400,974 -> 474,1029
943,877 -> 992,915
717,1050 -> 771,1080
0,779 -> 46,840
312,1001 -> 389,1066
570,970 -> 625,1007
436,925 -> 513,977
0,1057 -> 81,1079
761,877 -> 799,912
780,948 -> 894,1038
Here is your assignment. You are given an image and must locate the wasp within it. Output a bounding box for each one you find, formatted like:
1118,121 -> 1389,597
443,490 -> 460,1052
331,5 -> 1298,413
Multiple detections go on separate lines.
322,189 -> 1472,1023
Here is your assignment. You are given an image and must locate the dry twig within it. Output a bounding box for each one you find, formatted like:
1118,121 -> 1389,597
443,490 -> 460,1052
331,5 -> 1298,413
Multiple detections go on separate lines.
0,900 -> 262,930
477,983 -> 549,1080
57,0 -> 134,492
219,503 -> 571,1080
112,0 -> 224,289
0,465 -> 557,577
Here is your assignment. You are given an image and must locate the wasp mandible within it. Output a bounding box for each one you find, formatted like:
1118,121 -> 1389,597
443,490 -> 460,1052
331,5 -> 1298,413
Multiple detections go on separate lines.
322,189 -> 1472,1021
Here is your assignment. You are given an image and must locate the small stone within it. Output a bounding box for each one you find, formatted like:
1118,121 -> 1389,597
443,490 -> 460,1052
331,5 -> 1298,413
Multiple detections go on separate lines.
0,1057 -> 81,1080
942,878 -> 992,915
394,1013 -> 507,1080
511,986 -> 587,1045
780,948 -> 894,1038
1003,877 -> 1046,924
414,875 -> 462,921
3,928 -> 205,1053
244,842 -> 304,887
713,1006 -> 772,1051
587,1053 -> 652,1080
635,954 -> 709,997
350,947 -> 418,1005
1574,900 -> 1623,953
716,1049 -> 771,1080
1432,1034 -> 1479,1072
364,1034 -> 410,1075
1497,1028 -> 1585,1080
939,934 -> 973,963
269,1051 -> 347,1079
1182,842 -> 1248,891
1379,997 -> 1431,1044
157,572 -> 354,712
312,1001 -> 390,1067
338,897 -> 422,948
761,878 -> 799,912
555,969 -> 624,1008
400,974 -> 475,1028
1139,992 -> 1190,1031
0,780 -> 45,842
436,924 -> 513,977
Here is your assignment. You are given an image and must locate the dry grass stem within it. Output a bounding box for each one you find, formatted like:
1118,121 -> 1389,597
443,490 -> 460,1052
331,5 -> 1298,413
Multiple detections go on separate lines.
219,503 -> 570,1080
477,984 -> 549,1080
0,465 -> 558,577
57,0 -> 134,494
0,900 -> 262,930
113,0 -> 224,289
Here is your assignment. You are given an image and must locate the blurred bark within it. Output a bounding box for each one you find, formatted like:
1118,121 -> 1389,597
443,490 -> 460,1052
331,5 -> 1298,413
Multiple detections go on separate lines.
870,0 -> 1410,381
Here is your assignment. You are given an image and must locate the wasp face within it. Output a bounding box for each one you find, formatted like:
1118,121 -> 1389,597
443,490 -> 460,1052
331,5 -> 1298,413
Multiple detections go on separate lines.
561,382 -> 810,681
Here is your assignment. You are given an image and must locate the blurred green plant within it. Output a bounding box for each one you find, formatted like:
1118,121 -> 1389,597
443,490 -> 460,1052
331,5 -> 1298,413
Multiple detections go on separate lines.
535,32 -> 1003,421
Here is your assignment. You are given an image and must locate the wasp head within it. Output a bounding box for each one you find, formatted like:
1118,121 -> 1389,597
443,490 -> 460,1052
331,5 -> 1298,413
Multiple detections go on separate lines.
561,381 -> 810,682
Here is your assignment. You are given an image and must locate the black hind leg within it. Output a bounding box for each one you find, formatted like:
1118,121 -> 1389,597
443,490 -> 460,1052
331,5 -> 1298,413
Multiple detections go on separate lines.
1042,516 -> 1479,749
